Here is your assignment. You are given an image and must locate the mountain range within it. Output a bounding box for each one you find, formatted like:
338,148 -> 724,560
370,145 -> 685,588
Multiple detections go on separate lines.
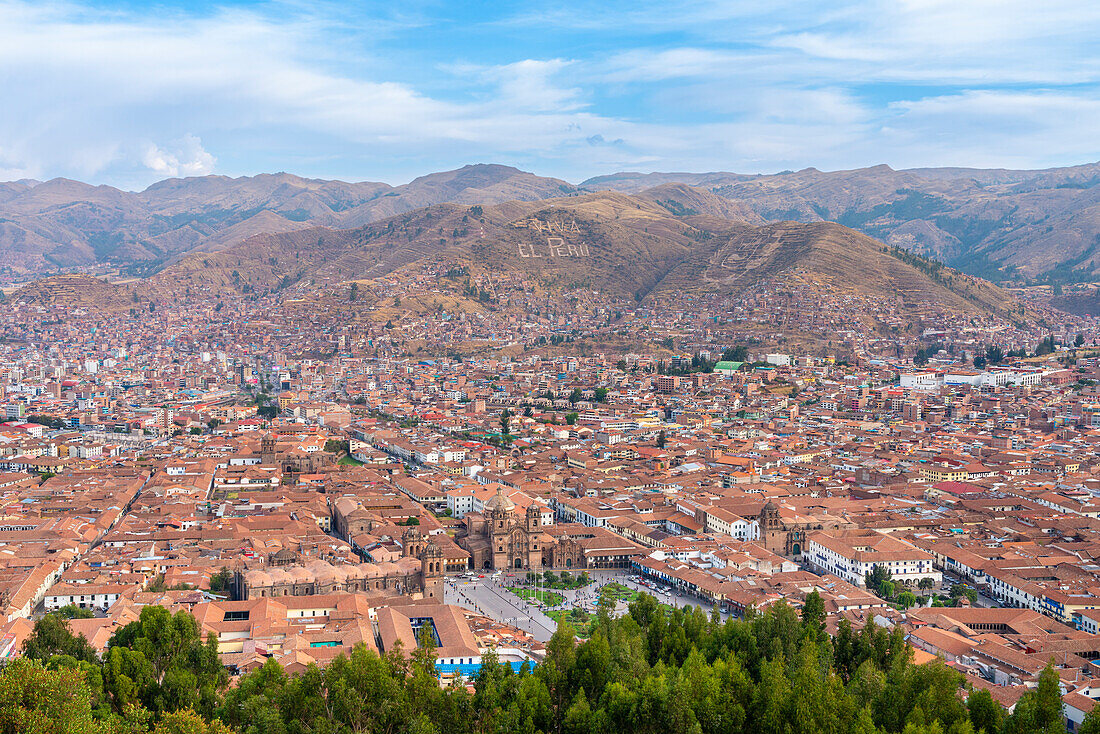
28,188 -> 1002,326
0,165 -> 579,275
584,163 -> 1100,283
3,161 -> 1100,285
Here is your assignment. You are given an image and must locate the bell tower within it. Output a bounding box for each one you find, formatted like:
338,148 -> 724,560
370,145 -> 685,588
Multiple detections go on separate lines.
260,433 -> 277,464
526,504 -> 544,569
421,538 -> 445,599
759,501 -> 784,555
402,527 -> 424,558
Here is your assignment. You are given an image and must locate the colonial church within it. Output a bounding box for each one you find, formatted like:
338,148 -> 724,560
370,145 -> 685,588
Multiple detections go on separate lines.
458,488 -> 545,570
757,500 -> 852,558
236,528 -> 446,601
259,432 -> 333,475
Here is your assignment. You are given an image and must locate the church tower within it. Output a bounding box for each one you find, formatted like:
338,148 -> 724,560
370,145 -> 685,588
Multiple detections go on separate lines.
421,538 -> 445,599
759,501 -> 784,555
260,433 -> 277,464
402,527 -> 424,558
485,487 -> 515,570
525,504 -> 543,569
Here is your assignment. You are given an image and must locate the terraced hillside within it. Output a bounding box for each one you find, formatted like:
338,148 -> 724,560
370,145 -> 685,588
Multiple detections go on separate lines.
10,274 -> 134,313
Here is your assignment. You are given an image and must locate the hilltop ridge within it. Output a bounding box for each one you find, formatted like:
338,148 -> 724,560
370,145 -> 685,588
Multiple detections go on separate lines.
0,164 -> 580,275
140,189 -> 1023,322
4,160 -> 1100,284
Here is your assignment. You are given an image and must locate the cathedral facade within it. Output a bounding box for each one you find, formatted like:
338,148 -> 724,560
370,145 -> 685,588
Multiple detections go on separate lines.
458,488 -> 545,570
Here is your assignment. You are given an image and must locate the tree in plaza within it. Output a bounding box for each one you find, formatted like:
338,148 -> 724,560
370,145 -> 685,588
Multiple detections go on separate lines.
865,564 -> 892,595
951,584 -> 978,605
57,604 -> 95,620
323,438 -> 349,454
207,568 -> 233,595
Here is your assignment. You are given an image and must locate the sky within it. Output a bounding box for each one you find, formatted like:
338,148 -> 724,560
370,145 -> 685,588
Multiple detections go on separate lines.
1,0 -> 1100,190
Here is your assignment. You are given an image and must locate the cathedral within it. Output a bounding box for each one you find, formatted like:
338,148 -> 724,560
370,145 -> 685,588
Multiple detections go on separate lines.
458,488 -> 545,570
236,528 -> 446,601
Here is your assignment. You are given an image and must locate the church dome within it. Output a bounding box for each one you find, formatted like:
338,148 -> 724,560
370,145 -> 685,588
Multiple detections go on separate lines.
485,487 -> 515,512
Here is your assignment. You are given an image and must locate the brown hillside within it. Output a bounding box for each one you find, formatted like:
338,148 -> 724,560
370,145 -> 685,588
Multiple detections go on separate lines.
0,165 -> 579,274
10,274 -> 133,312
149,191 -> 1023,319
585,162 -> 1100,281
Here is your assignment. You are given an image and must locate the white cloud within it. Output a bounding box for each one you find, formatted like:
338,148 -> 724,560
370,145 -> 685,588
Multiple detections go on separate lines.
880,90 -> 1100,168
602,48 -> 752,82
141,135 -> 216,178
769,0 -> 1100,84
0,0 -> 1098,187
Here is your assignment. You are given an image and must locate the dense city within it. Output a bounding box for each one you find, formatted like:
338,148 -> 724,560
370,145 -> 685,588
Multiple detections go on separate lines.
2,267 -> 1100,733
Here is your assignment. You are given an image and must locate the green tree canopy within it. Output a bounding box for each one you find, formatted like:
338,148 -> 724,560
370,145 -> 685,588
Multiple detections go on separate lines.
22,614 -> 98,664
0,598 -> 1022,734
104,606 -> 227,717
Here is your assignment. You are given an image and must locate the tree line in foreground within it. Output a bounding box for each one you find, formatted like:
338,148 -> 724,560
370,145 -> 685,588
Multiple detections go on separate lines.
3,591 -> 1097,734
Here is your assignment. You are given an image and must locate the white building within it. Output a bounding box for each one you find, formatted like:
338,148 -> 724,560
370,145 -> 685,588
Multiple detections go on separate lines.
446,487 -> 477,519
45,582 -> 128,612
900,371 -> 943,391
806,529 -> 940,588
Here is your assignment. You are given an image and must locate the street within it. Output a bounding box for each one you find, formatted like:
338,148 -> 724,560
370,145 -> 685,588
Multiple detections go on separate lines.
443,568 -> 731,642
444,575 -> 558,642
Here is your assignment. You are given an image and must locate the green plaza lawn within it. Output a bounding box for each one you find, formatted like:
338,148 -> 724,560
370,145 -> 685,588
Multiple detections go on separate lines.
508,587 -> 565,607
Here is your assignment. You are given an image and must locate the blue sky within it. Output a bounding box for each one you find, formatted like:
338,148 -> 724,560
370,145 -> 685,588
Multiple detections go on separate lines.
2,0 -> 1099,189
